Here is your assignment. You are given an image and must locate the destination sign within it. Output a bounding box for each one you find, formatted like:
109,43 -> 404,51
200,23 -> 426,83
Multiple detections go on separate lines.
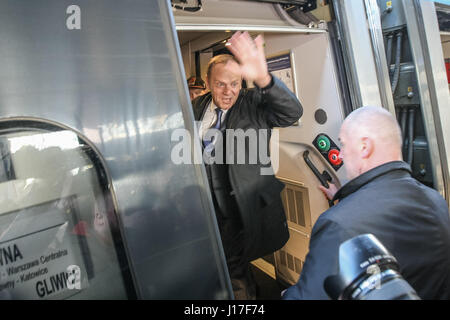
0,197 -> 89,299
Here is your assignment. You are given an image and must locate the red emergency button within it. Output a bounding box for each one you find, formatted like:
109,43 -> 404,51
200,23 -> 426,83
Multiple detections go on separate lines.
328,149 -> 342,166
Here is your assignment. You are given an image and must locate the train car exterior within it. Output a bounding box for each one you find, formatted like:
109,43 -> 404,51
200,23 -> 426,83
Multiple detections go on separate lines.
0,0 -> 447,299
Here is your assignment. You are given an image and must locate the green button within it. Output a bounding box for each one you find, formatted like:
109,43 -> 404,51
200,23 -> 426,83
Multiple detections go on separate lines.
317,135 -> 330,152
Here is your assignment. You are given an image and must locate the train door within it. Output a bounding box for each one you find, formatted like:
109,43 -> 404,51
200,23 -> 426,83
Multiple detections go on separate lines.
173,0 -> 348,286
0,0 -> 232,299
173,0 -> 450,290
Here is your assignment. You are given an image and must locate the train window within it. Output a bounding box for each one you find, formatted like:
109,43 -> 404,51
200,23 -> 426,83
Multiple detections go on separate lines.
0,120 -> 135,299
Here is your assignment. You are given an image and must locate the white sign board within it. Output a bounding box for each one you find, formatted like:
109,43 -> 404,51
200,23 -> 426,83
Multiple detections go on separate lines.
0,197 -> 90,299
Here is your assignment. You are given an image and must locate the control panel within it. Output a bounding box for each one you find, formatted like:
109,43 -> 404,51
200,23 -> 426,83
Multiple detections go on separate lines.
312,133 -> 343,171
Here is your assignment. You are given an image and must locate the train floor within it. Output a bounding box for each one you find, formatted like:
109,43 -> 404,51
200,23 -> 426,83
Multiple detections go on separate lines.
251,264 -> 288,300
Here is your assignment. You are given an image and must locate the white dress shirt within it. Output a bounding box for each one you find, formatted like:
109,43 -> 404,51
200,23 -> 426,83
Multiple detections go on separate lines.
199,101 -> 228,141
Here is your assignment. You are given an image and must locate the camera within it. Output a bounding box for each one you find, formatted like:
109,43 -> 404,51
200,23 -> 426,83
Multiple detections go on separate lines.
324,234 -> 420,300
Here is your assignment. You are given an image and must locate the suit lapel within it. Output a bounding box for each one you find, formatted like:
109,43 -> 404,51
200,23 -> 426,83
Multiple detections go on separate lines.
193,91 -> 243,127
193,94 -> 212,121
224,93 -> 243,129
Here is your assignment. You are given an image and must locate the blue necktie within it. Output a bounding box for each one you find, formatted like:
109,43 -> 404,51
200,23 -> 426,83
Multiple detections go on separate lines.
203,108 -> 223,149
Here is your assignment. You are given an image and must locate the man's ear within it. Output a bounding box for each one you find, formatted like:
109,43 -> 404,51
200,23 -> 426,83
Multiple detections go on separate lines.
360,137 -> 374,159
205,76 -> 210,90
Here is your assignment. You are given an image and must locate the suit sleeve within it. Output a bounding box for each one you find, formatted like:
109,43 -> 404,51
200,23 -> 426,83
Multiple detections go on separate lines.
254,75 -> 303,128
282,217 -> 351,300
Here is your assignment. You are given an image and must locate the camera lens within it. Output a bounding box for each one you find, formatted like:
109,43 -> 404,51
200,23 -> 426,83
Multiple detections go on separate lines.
324,234 -> 420,300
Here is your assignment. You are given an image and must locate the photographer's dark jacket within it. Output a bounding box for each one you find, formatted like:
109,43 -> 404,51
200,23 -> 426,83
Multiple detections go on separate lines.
192,75 -> 302,261
283,161 -> 450,300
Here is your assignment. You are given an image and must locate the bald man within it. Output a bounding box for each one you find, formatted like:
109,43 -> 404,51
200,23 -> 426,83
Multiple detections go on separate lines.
283,106 -> 450,300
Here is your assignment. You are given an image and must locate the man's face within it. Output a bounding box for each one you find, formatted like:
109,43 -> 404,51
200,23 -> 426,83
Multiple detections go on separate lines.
207,61 -> 242,110
339,123 -> 362,181
189,88 -> 204,100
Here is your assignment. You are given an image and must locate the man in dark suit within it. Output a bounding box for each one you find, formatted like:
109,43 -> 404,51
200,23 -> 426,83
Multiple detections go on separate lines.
192,31 -> 302,299
283,106 -> 450,300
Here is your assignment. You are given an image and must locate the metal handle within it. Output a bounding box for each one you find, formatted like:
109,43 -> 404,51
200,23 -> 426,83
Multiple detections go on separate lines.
303,150 -> 331,188
303,150 -> 334,207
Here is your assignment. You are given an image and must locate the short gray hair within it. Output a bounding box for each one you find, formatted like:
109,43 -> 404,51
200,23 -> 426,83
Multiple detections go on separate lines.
206,54 -> 239,79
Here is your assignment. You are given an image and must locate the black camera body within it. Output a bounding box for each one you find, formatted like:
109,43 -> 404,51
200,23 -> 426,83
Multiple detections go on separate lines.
324,234 -> 420,300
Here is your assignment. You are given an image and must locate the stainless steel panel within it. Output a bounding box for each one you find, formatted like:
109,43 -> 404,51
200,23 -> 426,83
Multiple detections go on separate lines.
402,0 -> 449,204
0,0 -> 231,299
364,0 -> 397,115
332,0 -> 384,109
176,24 -> 327,33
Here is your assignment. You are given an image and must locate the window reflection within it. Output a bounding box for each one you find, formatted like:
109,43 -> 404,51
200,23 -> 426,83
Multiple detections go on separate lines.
0,127 -> 132,299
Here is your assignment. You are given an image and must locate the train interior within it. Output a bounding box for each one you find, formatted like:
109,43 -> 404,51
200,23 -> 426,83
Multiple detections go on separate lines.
174,0 -> 348,297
